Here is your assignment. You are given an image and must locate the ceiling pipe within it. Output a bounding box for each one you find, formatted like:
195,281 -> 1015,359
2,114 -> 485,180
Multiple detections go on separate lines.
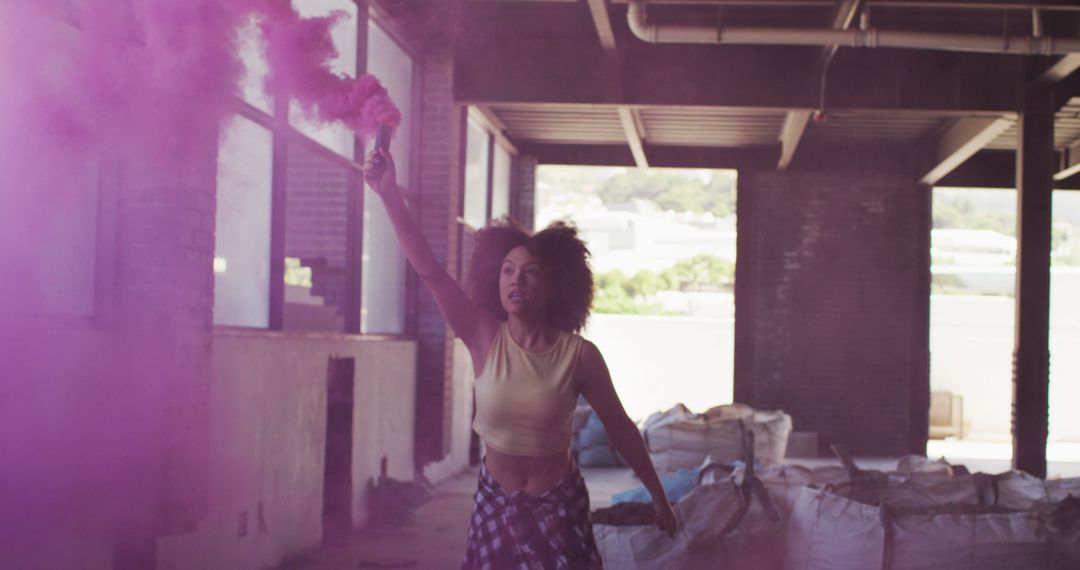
627,1 -> 1080,55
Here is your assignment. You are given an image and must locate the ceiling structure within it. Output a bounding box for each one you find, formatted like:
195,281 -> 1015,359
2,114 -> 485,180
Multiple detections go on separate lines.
456,0 -> 1080,186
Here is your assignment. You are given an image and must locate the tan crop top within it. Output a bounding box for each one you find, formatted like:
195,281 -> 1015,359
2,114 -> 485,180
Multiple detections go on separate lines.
472,323 -> 585,457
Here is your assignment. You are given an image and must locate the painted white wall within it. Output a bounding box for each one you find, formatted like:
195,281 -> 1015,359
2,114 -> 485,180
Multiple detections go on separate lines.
584,314 -> 736,422
157,330 -> 416,570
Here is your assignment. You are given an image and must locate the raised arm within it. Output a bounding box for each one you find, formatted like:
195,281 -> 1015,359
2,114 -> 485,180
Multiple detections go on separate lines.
364,149 -> 497,354
578,340 -> 679,537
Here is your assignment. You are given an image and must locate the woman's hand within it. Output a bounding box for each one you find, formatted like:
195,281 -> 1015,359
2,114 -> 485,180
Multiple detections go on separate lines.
364,148 -> 398,196
652,497 -> 678,537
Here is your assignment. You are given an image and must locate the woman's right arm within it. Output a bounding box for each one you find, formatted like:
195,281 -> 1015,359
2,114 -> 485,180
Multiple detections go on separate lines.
363,149 -> 496,351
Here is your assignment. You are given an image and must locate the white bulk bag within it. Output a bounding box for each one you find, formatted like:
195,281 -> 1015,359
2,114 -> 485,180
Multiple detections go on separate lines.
1045,477 -> 1080,502
595,480 -> 782,570
713,464 -> 848,516
785,486 -> 885,570
643,403 -> 792,473
993,471 -> 1054,509
889,508 -> 1051,570
785,485 -> 1053,570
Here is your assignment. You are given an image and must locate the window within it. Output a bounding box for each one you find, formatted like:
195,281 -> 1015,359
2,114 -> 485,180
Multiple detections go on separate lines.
360,18 -> 413,335
213,116 -> 274,327
282,143 -> 351,332
463,118 -> 491,229
212,5 -> 417,336
288,0 -> 358,158
491,143 -> 511,220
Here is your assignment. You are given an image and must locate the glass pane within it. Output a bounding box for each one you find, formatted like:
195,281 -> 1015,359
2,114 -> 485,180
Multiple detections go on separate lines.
288,0 -> 358,157
237,14 -> 272,113
361,188 -> 407,334
361,21 -> 413,335
283,143 -> 351,332
463,118 -> 490,229
491,143 -> 511,220
213,116 -> 274,327
366,21 -> 412,186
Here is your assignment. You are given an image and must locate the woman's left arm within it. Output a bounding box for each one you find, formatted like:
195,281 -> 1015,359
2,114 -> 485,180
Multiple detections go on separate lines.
578,340 -> 678,536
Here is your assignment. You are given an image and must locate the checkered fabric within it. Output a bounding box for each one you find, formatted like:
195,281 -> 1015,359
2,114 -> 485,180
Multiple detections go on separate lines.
462,462 -> 603,569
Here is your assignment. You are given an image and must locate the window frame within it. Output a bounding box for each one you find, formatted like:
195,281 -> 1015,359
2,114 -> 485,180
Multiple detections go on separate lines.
463,106 -> 518,230
214,4 -> 420,338
454,106 -> 519,279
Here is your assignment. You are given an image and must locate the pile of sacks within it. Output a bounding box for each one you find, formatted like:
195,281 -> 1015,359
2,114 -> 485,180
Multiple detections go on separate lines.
642,403 -> 792,473
575,408 -> 626,467
592,450 -> 1080,570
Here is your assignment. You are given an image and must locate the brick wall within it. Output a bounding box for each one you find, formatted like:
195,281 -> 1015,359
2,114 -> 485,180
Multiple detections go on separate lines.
413,49 -> 465,463
745,168 -> 927,456
115,125 -> 219,532
284,142 -> 350,321
511,155 -> 538,231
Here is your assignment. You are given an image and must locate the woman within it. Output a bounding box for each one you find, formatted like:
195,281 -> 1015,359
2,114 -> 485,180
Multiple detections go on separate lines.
365,148 -> 677,569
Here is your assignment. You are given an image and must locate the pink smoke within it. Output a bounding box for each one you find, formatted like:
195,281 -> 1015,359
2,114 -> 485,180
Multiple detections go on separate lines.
0,0 -> 400,562
0,1 -> 398,170
256,1 -> 401,135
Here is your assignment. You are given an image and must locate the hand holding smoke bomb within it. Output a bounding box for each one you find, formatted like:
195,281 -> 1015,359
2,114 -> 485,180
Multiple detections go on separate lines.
375,123 -> 392,156
364,138 -> 397,197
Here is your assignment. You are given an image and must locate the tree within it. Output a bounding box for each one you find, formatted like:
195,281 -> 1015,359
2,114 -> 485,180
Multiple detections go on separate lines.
933,195 -> 1015,236
596,170 -> 736,217
626,269 -> 666,299
660,254 -> 733,292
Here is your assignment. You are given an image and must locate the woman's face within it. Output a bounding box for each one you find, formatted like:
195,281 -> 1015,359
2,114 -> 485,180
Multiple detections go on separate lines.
499,245 -> 550,318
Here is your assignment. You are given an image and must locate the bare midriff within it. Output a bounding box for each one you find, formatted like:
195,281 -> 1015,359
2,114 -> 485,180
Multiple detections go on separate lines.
484,445 -> 572,496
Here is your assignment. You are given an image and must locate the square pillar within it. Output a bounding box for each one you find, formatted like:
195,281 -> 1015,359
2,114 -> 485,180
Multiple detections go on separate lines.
1012,82 -> 1054,478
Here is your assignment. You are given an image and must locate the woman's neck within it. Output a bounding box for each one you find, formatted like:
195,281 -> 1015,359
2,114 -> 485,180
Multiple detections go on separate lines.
506,315 -> 556,352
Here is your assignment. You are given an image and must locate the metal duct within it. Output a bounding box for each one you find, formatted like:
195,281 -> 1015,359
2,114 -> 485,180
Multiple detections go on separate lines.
627,1 -> 1080,55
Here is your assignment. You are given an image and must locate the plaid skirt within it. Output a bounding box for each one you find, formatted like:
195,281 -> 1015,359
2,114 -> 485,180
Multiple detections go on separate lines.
462,460 -> 603,569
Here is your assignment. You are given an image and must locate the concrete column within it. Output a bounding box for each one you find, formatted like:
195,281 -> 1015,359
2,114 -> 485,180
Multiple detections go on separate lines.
1012,82 -> 1054,479
733,170 -> 758,406
910,184 -> 932,456
746,165 -> 923,457
414,50 -> 465,464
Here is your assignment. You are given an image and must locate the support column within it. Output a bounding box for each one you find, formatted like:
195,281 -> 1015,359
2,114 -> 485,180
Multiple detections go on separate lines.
733,170 -> 757,406
910,184 -> 932,456
414,50 -> 465,464
1012,82 -> 1054,479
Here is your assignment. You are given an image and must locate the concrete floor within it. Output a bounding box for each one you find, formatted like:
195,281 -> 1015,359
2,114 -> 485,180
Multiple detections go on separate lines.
277,450 -> 1080,570
276,466 -> 637,570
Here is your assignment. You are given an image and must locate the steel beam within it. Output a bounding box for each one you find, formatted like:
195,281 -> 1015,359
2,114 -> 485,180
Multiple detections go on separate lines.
1055,139 -> 1080,181
777,0 -> 861,169
1038,54 -> 1080,84
778,111 -> 812,169
456,35 -> 1023,113
586,0 -> 651,166
470,105 -> 519,155
618,107 -> 650,167
522,142 -> 773,168
920,116 -> 1015,185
